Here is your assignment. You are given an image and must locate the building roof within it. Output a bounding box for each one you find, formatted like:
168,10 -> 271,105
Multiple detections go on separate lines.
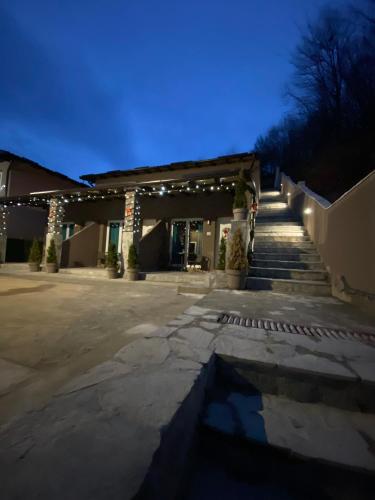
80,152 -> 256,184
0,150 -> 86,187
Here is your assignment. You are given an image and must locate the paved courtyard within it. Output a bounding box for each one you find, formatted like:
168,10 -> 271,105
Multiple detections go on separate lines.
1,273 -> 374,499
0,273 -> 198,424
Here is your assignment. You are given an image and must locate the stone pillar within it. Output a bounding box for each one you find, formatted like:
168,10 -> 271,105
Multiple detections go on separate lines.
122,191 -> 141,275
0,204 -> 7,263
45,198 -> 65,266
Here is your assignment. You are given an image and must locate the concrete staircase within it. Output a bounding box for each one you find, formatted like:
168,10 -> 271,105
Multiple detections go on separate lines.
246,190 -> 331,296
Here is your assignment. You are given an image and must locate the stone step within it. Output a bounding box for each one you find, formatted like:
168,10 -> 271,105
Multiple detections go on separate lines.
0,263 -> 30,273
255,227 -> 306,233
59,267 -> 108,278
258,204 -> 288,210
246,276 -> 331,296
250,266 -> 328,282
256,240 -> 314,247
255,235 -> 311,242
256,217 -> 299,223
203,391 -> 375,472
177,285 -> 211,295
257,210 -> 291,216
252,259 -> 324,270
254,246 -> 318,254
256,221 -> 302,227
253,252 -> 322,262
141,272 -> 207,286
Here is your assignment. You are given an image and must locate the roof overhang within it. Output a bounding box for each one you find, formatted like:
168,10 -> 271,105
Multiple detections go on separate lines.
80,152 -> 256,184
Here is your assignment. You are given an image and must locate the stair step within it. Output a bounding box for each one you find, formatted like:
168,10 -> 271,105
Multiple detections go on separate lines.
255,227 -> 306,233
256,221 -> 302,226
250,266 -> 328,281
177,285 -> 210,295
246,276 -> 331,296
254,248 -> 317,255
256,235 -> 311,242
252,259 -> 324,270
253,252 -> 321,262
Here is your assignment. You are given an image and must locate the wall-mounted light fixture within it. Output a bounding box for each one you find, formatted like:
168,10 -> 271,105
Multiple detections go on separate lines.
287,192 -> 291,197
304,207 -> 312,214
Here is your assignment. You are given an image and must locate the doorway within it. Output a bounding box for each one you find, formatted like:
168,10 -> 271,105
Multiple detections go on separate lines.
170,219 -> 203,269
106,221 -> 123,254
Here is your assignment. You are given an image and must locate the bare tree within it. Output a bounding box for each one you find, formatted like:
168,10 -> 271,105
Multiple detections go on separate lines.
288,8 -> 355,131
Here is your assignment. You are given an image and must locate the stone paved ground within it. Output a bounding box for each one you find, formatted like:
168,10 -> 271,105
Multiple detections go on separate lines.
1,285 -> 375,499
0,273 -> 198,424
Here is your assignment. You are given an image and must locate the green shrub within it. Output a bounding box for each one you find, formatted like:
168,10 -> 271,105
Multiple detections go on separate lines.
46,239 -> 58,264
28,239 -> 42,264
216,236 -> 226,270
127,243 -> 138,269
227,229 -> 247,271
106,243 -> 118,269
233,169 -> 248,209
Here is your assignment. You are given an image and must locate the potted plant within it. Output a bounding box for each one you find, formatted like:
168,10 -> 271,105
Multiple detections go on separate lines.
46,238 -> 58,273
233,169 -> 249,221
226,228 -> 247,289
106,243 -> 118,279
127,243 -> 139,281
216,236 -> 226,271
28,239 -> 42,272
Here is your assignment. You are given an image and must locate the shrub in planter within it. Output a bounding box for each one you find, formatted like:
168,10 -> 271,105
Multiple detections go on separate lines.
233,169 -> 249,220
216,236 -> 226,271
127,243 -> 139,281
106,243 -> 118,279
28,239 -> 42,272
227,228 -> 247,289
46,239 -> 58,273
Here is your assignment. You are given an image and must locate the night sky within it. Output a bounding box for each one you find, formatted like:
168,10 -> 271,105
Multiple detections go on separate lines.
0,0 -> 352,180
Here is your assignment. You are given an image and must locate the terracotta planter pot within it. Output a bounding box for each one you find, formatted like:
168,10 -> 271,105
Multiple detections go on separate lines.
107,267 -> 118,279
226,269 -> 246,290
46,263 -> 58,273
29,262 -> 40,272
127,268 -> 139,281
233,208 -> 248,221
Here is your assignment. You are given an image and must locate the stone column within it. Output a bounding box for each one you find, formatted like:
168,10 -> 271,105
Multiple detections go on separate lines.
121,190 -> 141,276
45,198 -> 65,266
0,204 -> 7,263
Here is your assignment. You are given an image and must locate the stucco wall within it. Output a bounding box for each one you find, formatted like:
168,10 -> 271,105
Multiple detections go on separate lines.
281,171 -> 375,312
8,160 -> 80,196
61,223 -> 100,268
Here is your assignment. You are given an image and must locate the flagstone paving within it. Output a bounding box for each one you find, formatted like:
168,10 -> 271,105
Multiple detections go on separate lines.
1,290 -> 375,499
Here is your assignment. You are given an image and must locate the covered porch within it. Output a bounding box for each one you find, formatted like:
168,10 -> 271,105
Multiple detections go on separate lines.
0,153 -> 259,277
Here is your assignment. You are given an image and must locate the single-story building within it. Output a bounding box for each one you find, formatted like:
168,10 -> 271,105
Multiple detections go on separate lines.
0,152 -> 260,273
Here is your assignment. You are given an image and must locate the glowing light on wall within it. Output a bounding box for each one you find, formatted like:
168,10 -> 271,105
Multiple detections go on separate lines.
304,207 -> 312,214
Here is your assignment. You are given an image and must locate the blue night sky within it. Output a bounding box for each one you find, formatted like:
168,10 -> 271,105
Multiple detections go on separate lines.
0,0 -> 352,180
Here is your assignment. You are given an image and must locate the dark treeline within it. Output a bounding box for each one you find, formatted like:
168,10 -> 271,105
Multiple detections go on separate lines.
255,1 -> 375,201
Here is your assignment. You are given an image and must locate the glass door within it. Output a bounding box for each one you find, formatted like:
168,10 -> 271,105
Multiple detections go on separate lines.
170,219 -> 203,269
107,221 -> 122,253
187,220 -> 203,265
171,220 -> 187,268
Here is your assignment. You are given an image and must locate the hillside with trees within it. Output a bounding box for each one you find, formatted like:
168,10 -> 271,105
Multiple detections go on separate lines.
255,1 -> 375,201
